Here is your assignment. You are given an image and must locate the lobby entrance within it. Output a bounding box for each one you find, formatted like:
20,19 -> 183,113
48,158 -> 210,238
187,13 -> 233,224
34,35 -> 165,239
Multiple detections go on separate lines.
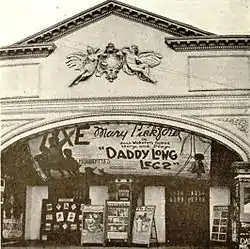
166,181 -> 209,246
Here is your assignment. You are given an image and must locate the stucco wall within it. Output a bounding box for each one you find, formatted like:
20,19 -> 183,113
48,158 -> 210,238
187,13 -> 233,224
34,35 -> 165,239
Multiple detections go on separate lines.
1,15 -> 249,99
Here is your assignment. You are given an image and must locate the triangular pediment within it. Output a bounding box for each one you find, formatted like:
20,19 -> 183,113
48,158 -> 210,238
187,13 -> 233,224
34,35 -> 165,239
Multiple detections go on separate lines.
15,0 -> 213,46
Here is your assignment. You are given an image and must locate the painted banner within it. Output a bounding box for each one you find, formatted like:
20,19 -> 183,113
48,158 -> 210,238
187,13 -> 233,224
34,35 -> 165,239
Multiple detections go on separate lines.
105,201 -> 131,241
28,122 -> 211,181
81,205 -> 104,244
132,206 -> 155,245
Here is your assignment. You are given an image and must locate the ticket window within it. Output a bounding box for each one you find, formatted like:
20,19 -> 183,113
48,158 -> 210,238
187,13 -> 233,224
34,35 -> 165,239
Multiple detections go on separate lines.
108,179 -> 133,201
117,184 -> 131,201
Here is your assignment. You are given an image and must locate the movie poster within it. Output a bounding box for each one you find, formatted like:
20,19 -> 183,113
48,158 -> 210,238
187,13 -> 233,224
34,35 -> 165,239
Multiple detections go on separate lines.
132,206 -> 155,245
81,205 -> 104,244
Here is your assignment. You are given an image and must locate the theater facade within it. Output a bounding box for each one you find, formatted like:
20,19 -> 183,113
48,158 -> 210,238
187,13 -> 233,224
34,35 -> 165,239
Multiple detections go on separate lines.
1,1 -> 250,248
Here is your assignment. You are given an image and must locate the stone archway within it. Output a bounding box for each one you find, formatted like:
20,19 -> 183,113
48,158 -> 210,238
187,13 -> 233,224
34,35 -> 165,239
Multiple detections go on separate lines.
1,112 -> 249,161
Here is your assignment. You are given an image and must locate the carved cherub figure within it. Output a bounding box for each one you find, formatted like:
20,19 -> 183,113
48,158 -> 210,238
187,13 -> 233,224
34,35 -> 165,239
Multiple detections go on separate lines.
66,46 -> 101,87
122,45 -> 162,83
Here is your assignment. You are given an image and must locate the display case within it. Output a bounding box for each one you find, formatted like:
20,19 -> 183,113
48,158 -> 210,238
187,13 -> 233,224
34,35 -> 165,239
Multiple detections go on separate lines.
104,200 -> 131,245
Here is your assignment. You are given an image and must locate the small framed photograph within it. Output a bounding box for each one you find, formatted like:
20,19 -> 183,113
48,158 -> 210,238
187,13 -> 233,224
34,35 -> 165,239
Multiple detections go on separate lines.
67,212 -> 76,222
56,204 -> 61,210
220,226 -> 227,233
53,224 -> 60,230
46,204 -> 52,211
64,203 -> 69,210
45,223 -> 51,231
41,235 -> 47,241
56,212 -> 64,222
71,204 -> 76,210
70,224 -> 77,230
46,214 -> 53,220
211,233 -> 218,240
219,234 -> 226,241
221,219 -> 228,226
213,219 -> 220,225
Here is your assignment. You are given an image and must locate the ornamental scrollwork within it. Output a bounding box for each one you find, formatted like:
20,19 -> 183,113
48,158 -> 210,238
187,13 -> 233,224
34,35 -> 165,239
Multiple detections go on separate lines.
218,118 -> 249,134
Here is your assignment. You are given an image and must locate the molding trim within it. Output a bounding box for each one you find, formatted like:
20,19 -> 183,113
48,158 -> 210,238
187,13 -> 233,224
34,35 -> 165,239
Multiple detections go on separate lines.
1,94 -> 249,114
165,35 -> 250,52
13,0 -> 213,46
0,43 -> 56,60
1,118 -> 44,136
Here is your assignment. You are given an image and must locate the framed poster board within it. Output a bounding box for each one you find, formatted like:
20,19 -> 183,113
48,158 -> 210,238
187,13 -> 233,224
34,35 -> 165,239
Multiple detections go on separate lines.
81,205 -> 104,244
210,206 -> 229,242
241,183 -> 250,221
132,206 -> 155,245
104,200 -> 131,243
40,199 -> 81,244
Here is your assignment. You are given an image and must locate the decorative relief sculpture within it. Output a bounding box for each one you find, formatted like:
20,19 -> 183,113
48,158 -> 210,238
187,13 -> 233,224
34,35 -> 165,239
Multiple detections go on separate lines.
66,43 -> 162,86
218,118 -> 249,134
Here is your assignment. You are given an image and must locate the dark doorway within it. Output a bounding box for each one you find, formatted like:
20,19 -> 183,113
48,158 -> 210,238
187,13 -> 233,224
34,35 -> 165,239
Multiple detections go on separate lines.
166,182 -> 209,246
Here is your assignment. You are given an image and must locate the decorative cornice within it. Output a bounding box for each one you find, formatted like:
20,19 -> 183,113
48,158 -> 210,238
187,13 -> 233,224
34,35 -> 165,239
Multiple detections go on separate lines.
165,35 -> 250,52
1,93 -> 249,114
13,0 -> 213,46
0,43 -> 56,60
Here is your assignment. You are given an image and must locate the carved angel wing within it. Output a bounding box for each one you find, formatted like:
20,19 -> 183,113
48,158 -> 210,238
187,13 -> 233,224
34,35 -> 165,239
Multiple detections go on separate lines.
138,52 -> 162,68
65,52 -> 89,71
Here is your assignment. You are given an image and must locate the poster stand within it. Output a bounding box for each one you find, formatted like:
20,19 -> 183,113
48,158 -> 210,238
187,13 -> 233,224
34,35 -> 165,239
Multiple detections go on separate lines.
149,218 -> 158,248
81,205 -> 104,245
132,206 -> 158,248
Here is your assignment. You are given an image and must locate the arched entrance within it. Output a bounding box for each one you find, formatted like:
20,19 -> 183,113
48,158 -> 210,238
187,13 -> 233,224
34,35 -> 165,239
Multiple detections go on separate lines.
0,113 -> 247,246
1,113 -> 249,160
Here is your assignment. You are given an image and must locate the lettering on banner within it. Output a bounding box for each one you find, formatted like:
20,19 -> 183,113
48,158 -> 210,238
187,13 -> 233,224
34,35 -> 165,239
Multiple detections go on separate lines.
92,124 -> 181,141
102,146 -> 178,171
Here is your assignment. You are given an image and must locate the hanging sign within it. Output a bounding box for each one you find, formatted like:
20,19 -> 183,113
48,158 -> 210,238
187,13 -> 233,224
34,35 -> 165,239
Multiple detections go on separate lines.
210,206 -> 229,242
104,201 -> 131,242
132,206 -> 155,245
28,122 -> 211,181
81,205 -> 104,244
